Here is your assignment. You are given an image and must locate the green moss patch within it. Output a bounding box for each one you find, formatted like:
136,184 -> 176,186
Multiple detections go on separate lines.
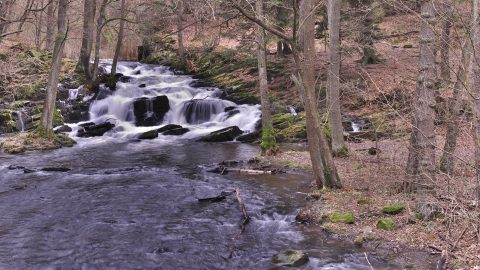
329,212 -> 355,224
382,203 -> 404,215
377,218 -> 395,230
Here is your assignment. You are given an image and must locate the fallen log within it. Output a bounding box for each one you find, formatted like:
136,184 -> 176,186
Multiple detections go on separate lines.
235,187 -> 250,232
197,190 -> 235,203
228,168 -> 272,175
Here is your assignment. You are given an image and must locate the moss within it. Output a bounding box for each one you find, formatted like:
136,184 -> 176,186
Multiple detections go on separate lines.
272,113 -> 294,127
0,110 -> 17,133
377,218 -> 395,230
329,212 -> 355,224
382,203 -> 404,215
260,126 -> 279,155
357,199 -> 370,205
10,100 -> 30,109
334,145 -> 349,157
0,53 -> 7,61
105,75 -> 117,90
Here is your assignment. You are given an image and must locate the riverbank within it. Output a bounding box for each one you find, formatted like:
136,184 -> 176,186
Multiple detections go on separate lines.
261,135 -> 480,269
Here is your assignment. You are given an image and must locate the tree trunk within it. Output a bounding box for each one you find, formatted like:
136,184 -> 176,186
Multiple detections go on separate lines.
406,0 -> 437,219
327,0 -> 346,154
439,0 -> 452,82
471,0 -> 480,207
34,0 -> 45,49
176,0 -> 185,63
92,0 -> 108,82
256,0 -> 278,155
0,0 -> 14,36
40,0 -> 68,133
78,0 -> 96,80
45,0 -> 56,51
358,0 -> 381,65
298,0 -> 342,189
439,40 -> 472,175
110,0 -> 126,76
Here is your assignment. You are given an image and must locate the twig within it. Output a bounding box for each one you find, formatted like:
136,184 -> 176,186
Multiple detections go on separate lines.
364,252 -> 374,270
235,187 -> 250,232
452,225 -> 468,252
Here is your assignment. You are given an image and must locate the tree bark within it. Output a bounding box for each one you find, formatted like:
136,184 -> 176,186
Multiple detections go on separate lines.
406,0 -> 437,219
327,0 -> 346,154
78,0 -> 96,80
0,0 -> 14,36
439,39 -> 471,175
176,0 -> 185,63
471,0 -> 480,207
40,0 -> 68,133
92,0 -> 108,81
45,0 -> 56,51
110,0 -> 126,76
439,0 -> 452,82
256,0 -> 277,155
34,0 -> 45,49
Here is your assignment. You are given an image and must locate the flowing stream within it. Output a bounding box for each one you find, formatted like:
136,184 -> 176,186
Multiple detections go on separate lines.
0,62 -> 424,269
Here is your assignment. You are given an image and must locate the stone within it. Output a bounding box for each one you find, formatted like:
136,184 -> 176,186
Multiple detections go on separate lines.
236,131 -> 261,143
377,218 -> 395,230
157,124 -> 183,133
272,250 -> 309,267
133,96 -> 170,126
329,212 -> 355,224
138,130 -> 159,140
54,125 -> 72,134
382,203 -> 404,215
197,126 -> 243,142
41,167 -> 71,172
138,83 -> 146,88
162,128 -> 189,136
77,122 -> 115,137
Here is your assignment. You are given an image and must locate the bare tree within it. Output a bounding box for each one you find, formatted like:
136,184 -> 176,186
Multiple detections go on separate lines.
92,0 -> 109,82
233,0 -> 341,189
471,0 -> 480,206
39,0 -> 68,134
110,0 -> 126,76
78,0 -> 96,80
256,0 -> 278,155
327,0 -> 346,155
176,0 -> 185,63
439,0 -> 452,82
44,0 -> 56,51
406,0 -> 437,218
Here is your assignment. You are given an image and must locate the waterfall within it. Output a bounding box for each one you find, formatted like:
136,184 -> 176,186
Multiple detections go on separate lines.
13,110 -> 25,132
66,61 -> 261,140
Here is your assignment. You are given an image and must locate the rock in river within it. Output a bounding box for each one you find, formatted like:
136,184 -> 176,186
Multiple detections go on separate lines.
133,96 -> 170,126
137,130 -> 159,140
77,122 -> 115,137
272,250 -> 309,267
197,126 -> 242,142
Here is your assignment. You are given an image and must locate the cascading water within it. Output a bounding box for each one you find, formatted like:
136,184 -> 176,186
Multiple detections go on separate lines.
67,61 -> 261,140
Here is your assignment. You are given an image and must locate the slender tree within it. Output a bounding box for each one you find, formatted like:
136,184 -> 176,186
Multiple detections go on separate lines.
406,0 -> 437,218
78,0 -> 96,80
327,0 -> 346,154
176,0 -> 186,64
439,0 -> 452,82
92,0 -> 109,82
39,0 -> 68,133
471,0 -> 480,204
233,0 -> 342,189
45,0 -> 56,51
256,0 -> 278,155
110,0 -> 126,76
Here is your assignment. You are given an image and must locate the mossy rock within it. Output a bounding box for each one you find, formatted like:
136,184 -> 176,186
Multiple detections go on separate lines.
329,212 -> 355,224
10,100 -> 30,109
377,218 -> 395,230
382,203 -> 404,215
272,250 -> 309,267
0,110 -> 17,133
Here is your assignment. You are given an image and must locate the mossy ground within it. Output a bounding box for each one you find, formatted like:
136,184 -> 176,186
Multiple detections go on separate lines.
0,132 -> 75,154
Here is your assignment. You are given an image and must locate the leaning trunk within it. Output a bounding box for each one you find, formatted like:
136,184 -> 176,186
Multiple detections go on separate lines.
297,0 -> 342,189
40,0 -> 68,133
327,0 -> 346,154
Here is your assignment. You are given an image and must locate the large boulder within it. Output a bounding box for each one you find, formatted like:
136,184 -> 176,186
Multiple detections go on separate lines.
133,95 -> 170,126
198,126 -> 243,142
77,122 -> 115,137
157,124 -> 182,133
163,127 -> 189,136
